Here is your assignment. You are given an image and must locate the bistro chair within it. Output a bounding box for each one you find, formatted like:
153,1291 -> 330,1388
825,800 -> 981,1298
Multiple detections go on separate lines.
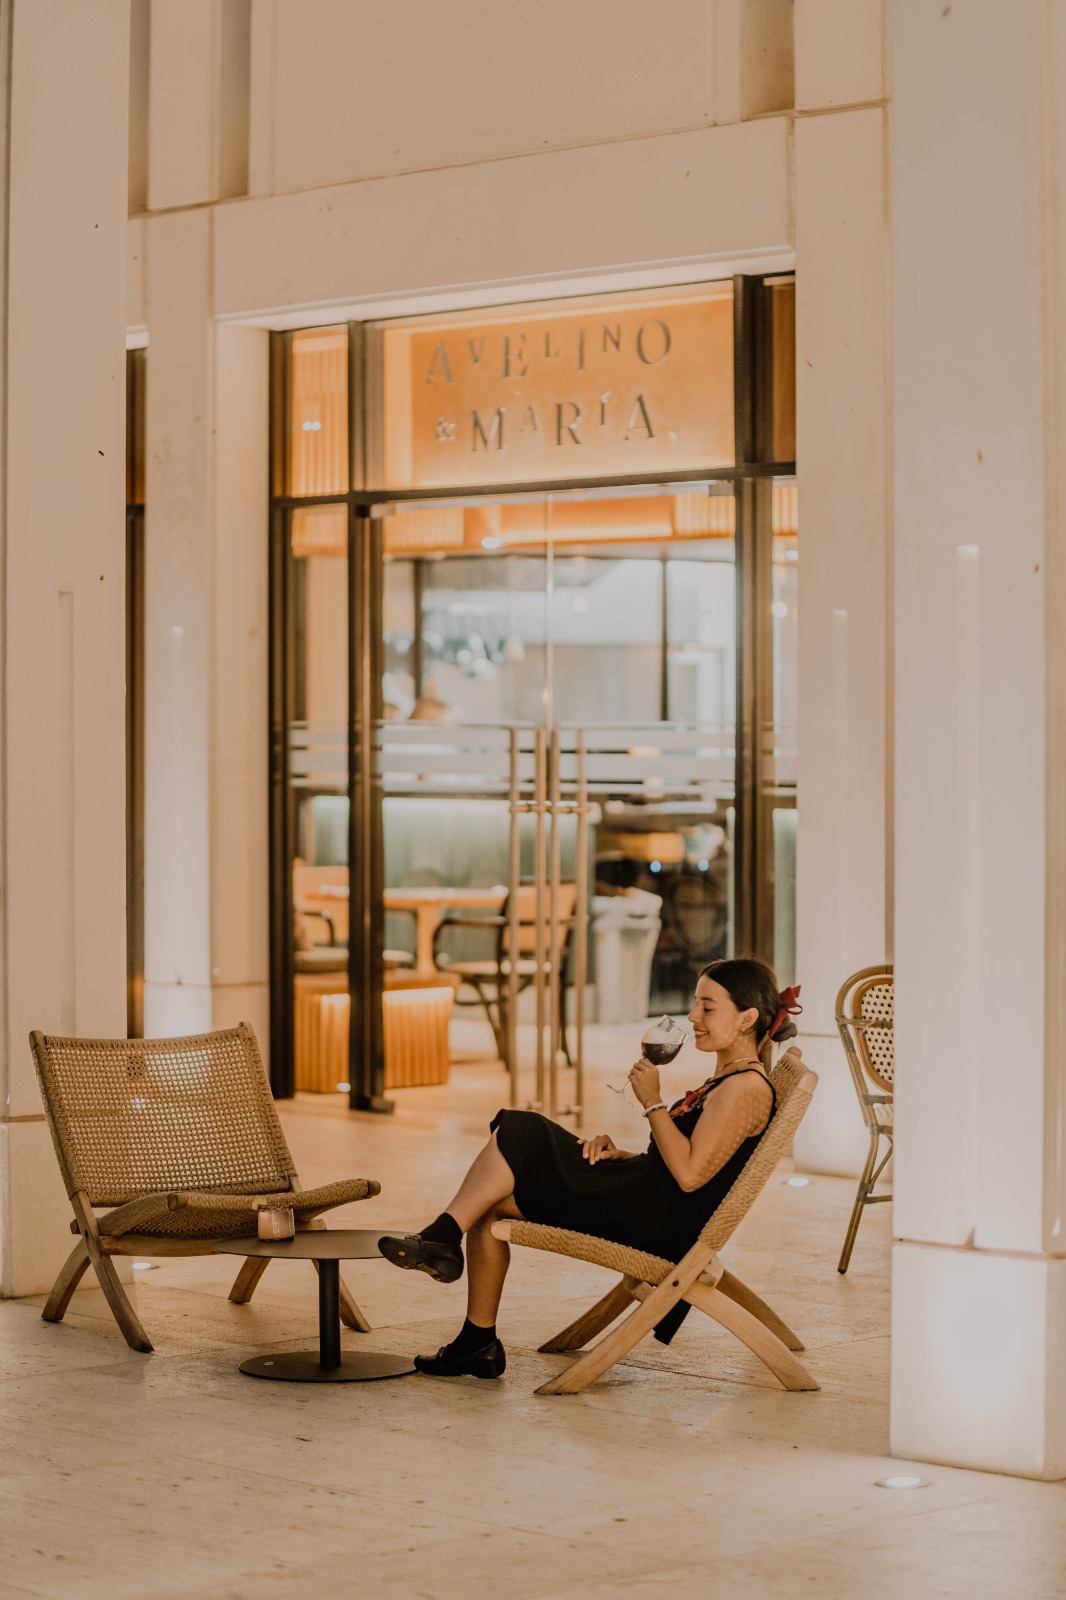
834,964 -> 894,1273
31,1022 -> 380,1352
433,882 -> 577,1065
491,1048 -> 820,1395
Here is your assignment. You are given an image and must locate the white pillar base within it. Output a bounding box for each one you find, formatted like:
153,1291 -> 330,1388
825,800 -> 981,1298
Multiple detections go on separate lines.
0,1121 -> 78,1298
891,1242 -> 1066,1480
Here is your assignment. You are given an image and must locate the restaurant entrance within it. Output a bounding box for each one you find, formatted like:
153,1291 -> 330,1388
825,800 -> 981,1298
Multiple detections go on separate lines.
268,278 -> 796,1109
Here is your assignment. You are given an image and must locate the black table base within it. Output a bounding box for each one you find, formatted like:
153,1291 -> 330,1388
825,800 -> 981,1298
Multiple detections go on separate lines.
229,1252 -> 415,1384
239,1350 -> 415,1383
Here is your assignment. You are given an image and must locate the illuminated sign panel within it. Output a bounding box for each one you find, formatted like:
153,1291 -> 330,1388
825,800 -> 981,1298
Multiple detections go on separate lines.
379,285 -> 734,489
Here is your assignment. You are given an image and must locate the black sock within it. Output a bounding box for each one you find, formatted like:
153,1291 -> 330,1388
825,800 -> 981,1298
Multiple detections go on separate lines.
445,1316 -> 497,1358
419,1212 -> 463,1249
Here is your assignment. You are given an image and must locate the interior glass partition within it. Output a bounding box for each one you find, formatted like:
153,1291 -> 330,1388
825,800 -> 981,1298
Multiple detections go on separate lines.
269,277 -> 796,1107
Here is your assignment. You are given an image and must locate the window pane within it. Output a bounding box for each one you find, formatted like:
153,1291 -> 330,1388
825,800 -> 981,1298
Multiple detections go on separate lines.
550,556 -> 662,725
289,327 -> 349,496
666,544 -> 736,727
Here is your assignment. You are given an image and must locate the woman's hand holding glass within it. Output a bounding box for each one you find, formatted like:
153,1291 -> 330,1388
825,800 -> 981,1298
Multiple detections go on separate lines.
627,1059 -> 663,1110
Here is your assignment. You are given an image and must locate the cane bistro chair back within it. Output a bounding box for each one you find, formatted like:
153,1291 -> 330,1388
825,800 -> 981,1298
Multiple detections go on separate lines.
834,965 -> 894,1272
836,965 -> 894,1125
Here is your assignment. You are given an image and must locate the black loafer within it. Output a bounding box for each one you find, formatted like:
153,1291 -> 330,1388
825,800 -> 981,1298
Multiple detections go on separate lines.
414,1338 -> 506,1379
377,1232 -> 464,1284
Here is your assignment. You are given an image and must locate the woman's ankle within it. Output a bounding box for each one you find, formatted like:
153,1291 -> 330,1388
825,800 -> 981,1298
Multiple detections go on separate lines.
419,1212 -> 463,1248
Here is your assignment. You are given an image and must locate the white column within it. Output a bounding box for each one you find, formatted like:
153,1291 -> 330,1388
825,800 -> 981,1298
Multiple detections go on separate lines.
792,1 -> 891,1174
209,324 -> 271,1045
143,216 -> 270,1048
143,210 -> 215,1037
0,0 -> 130,1295
148,0 -> 249,211
889,0 -> 1066,1479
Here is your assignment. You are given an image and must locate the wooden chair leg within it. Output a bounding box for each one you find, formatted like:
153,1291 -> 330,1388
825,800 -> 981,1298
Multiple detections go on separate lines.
538,1278 -> 636,1353
838,1128 -> 881,1274
684,1280 -> 819,1391
228,1256 -> 270,1305
715,1269 -> 805,1352
91,1249 -> 154,1353
337,1273 -> 372,1332
536,1257 -> 711,1395
42,1239 -> 91,1324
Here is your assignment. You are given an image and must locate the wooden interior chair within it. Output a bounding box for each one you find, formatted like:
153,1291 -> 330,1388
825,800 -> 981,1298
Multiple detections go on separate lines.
31,1022 -> 380,1352
434,882 -> 577,1064
834,964 -> 894,1273
491,1047 -> 820,1395
293,860 -> 412,977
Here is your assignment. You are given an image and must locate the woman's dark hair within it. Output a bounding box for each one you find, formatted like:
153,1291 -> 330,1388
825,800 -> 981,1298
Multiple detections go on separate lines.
697,957 -> 797,1044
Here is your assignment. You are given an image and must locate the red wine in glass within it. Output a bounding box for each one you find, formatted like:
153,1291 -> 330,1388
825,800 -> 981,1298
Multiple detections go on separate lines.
641,1016 -> 686,1067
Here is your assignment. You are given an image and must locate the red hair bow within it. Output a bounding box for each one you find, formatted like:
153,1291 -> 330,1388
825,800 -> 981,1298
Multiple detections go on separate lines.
769,984 -> 802,1040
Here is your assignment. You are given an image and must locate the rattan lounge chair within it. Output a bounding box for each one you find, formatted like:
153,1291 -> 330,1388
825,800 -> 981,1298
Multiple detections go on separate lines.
834,964 -> 894,1273
491,1047 -> 819,1395
31,1022 -> 380,1353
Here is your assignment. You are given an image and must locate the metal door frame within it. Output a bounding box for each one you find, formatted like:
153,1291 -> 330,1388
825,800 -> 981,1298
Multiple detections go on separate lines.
268,276 -> 794,1104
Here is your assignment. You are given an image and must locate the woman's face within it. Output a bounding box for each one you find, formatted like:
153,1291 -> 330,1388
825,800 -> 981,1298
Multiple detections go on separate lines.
688,977 -> 758,1053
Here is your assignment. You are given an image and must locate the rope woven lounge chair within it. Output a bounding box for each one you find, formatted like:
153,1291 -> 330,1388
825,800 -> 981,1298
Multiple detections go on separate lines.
31,1022 -> 380,1353
834,964 -> 894,1273
491,1047 -> 819,1396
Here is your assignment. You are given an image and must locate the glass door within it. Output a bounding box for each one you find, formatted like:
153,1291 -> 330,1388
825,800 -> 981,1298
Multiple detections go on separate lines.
377,485 -> 737,1118
268,274 -> 797,1107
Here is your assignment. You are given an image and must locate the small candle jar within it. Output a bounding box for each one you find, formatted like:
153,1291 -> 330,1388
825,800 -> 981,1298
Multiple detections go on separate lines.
257,1205 -> 295,1240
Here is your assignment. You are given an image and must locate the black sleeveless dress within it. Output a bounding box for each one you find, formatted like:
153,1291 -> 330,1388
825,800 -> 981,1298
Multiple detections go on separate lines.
490,1068 -> 775,1266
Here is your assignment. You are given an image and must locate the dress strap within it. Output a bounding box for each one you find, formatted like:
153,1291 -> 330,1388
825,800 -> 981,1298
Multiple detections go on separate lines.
669,1067 -> 775,1120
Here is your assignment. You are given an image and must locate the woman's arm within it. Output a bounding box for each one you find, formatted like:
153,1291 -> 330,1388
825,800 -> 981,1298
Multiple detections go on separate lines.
629,1063 -> 772,1193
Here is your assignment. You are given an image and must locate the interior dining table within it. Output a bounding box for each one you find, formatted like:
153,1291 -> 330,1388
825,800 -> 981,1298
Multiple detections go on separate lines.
383,885 -> 506,978
306,881 -> 506,979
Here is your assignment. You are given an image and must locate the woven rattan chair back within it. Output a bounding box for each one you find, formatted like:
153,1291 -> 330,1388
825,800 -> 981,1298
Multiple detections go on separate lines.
698,1047 -> 815,1253
31,1021 -> 296,1208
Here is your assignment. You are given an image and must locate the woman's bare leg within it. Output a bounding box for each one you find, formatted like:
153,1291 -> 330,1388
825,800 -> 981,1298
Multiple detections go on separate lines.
443,1131 -> 518,1232
465,1197 -> 523,1326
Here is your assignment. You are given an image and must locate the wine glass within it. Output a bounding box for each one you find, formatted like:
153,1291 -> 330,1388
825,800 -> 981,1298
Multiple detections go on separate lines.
639,1015 -> 687,1067
606,1016 -> 687,1108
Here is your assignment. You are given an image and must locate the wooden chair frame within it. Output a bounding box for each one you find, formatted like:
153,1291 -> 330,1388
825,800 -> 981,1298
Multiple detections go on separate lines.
834,964 -> 894,1274
492,1049 -> 820,1396
31,1022 -> 379,1353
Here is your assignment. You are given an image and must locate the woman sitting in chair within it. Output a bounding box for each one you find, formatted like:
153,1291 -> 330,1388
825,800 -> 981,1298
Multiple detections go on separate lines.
378,957 -> 800,1379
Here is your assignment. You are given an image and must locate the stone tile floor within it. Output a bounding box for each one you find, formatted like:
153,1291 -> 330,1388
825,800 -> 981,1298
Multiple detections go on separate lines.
2,1026 -> 1064,1598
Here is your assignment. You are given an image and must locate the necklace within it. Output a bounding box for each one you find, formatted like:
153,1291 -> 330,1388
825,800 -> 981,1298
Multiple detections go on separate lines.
671,1058 -> 766,1120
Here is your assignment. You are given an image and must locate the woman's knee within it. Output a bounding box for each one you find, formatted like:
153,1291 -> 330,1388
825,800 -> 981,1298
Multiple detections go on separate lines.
471,1198 -> 517,1231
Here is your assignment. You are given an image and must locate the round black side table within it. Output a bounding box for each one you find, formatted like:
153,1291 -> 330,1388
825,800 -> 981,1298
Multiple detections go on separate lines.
213,1229 -> 415,1383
